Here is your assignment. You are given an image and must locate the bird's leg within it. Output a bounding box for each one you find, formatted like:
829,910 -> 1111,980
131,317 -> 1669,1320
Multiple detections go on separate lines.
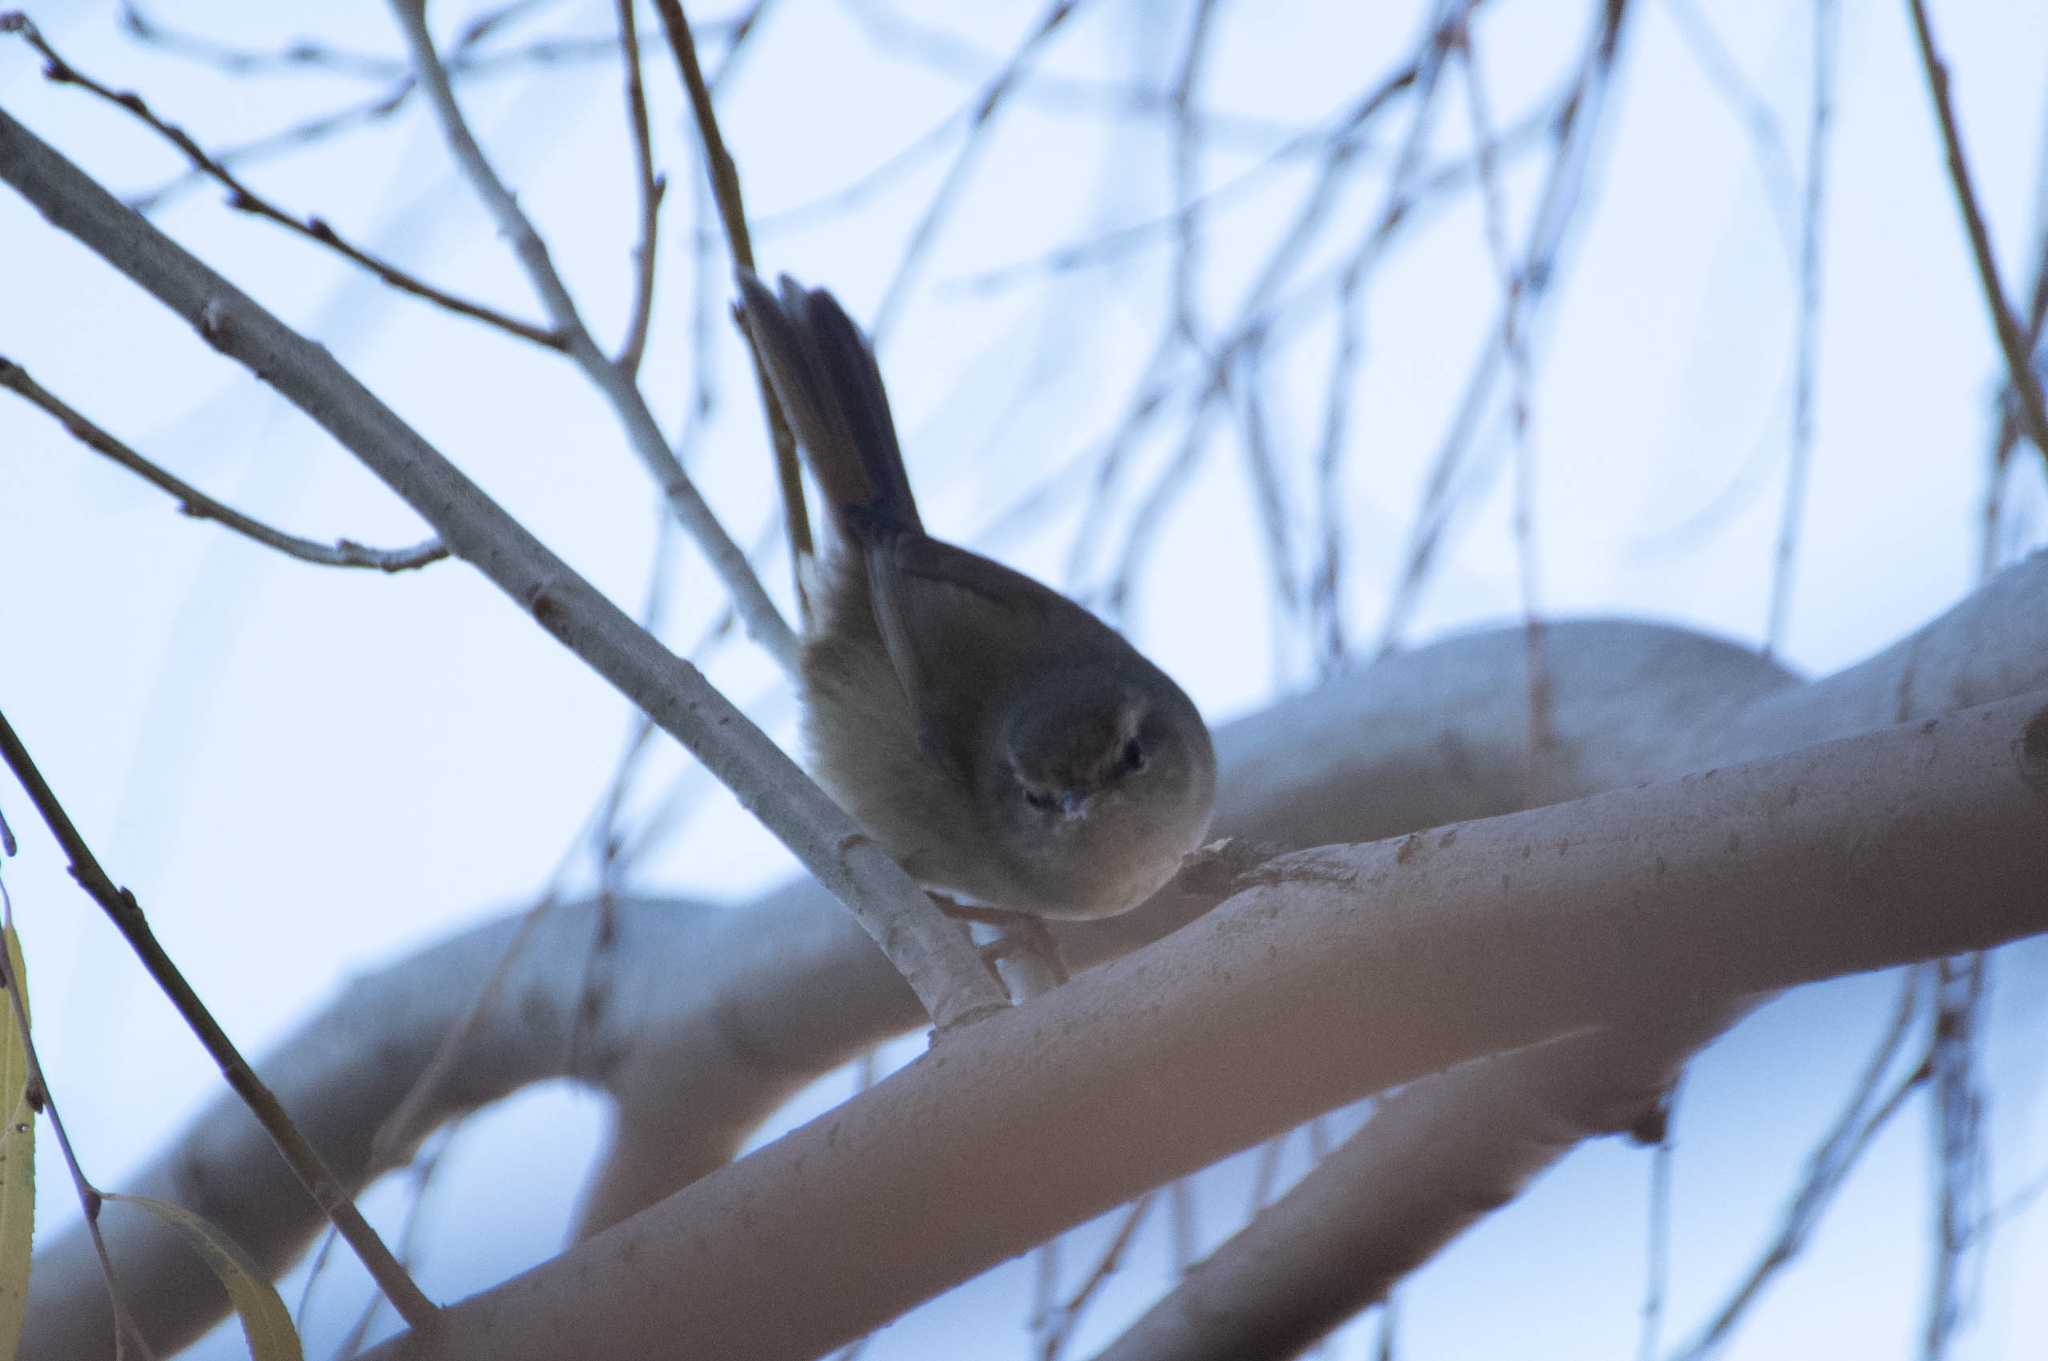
932,895 -> 1071,993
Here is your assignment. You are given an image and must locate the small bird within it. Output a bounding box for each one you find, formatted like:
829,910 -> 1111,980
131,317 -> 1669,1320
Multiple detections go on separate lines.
737,273 -> 1217,920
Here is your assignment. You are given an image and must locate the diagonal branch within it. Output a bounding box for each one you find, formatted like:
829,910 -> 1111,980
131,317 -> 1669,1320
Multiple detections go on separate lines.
647,0 -> 812,575
0,708 -> 439,1331
0,355 -> 447,572
1906,0 -> 2048,467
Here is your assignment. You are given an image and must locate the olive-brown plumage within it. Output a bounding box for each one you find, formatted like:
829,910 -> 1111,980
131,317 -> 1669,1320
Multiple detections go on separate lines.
737,272 -> 1216,919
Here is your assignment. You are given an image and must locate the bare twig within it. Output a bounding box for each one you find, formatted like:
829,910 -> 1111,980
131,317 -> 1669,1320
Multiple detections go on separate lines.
324,1123 -> 464,1361
1667,973 -> 1925,1361
1636,1087 -> 1677,1361
871,0 -> 1085,339
838,0 -> 1293,148
0,14 -> 564,349
1922,954 -> 1989,1361
646,0 -> 811,574
1906,0 -> 2048,467
613,0 -> 665,378
1039,1196 -> 1155,1361
1075,6 -> 1462,600
0,355 -> 447,572
1031,1232 -> 1061,1357
129,82 -> 419,213
1979,111 -> 2048,578
117,0 -> 563,79
0,706 -> 439,1330
1167,0 -> 1220,344
1765,0 -> 1838,657
387,0 -> 800,672
1378,0 -> 1633,654
125,16 -> 687,215
1231,343 -> 1302,646
948,73 -> 1560,298
1308,258 -> 1367,672
1455,6 -> 1554,803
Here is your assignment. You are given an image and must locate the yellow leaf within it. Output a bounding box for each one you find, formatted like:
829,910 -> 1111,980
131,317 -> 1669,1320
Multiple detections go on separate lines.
0,925 -> 35,1361
102,1193 -> 303,1361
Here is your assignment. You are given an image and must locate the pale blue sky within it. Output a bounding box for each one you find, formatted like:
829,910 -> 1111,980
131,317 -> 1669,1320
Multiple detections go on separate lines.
2,2 -> 2045,1357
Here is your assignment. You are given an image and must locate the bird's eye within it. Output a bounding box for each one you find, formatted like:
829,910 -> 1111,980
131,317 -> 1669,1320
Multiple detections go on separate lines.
1023,787 -> 1057,812
1120,738 -> 1146,772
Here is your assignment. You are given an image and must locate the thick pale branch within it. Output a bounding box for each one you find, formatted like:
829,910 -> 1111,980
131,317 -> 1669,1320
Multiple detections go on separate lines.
32,540 -> 2048,1353
0,109 -> 1003,1021
359,690 -> 2048,1361
1089,1003 -> 1754,1361
28,547 -> 2048,1354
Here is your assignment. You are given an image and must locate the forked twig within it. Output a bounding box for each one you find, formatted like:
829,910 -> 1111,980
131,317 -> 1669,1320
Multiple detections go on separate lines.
614,0 -> 666,378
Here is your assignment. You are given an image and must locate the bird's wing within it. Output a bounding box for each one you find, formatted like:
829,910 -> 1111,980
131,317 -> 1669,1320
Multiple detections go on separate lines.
860,525 -> 1077,781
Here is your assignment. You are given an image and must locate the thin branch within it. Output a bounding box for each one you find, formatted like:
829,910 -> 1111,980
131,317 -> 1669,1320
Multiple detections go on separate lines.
1167,0 -> 1221,344
1765,0 -> 1838,658
1454,6 -> 1554,803
1636,1087 -> 1677,1361
1308,256 -> 1367,672
124,17 -> 692,215
1378,0 -> 1632,655
837,0 -> 1294,150
870,0 -> 1085,340
948,75 -> 1560,299
1228,345 -> 1304,675
130,83 -> 420,213
1906,0 -> 2048,468
613,0 -> 665,378
0,707 -> 439,1331
1072,6 -> 1463,598
1039,1196 -> 1155,1361
324,1123 -> 463,1361
0,15 -> 565,350
1978,102 -> 2048,578
1921,954 -> 1989,1361
646,0 -> 811,572
387,0 -> 800,672
1667,972 -> 1925,1361
117,0 -> 559,80
0,355 -> 448,572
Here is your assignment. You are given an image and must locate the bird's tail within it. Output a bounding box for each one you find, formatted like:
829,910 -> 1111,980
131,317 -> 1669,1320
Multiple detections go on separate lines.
735,271 -> 922,539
